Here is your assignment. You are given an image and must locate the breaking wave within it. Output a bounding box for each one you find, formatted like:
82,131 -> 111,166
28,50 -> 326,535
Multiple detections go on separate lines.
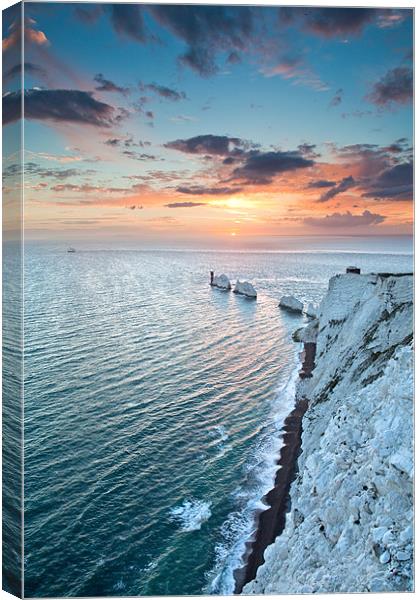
170,499 -> 212,532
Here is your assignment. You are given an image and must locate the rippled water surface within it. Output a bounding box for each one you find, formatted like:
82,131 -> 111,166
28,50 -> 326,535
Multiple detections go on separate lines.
23,240 -> 412,597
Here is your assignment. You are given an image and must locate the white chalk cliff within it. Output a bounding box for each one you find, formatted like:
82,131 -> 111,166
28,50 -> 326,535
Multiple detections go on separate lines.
244,272 -> 413,594
234,280 -> 257,298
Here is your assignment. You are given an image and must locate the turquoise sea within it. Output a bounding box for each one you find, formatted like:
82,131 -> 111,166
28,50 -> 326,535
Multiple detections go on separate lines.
22,237 -> 413,596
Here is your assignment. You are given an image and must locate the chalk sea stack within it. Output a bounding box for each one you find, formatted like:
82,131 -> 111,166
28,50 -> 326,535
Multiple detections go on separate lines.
279,295 -> 303,313
211,273 -> 231,290
233,280 -> 257,298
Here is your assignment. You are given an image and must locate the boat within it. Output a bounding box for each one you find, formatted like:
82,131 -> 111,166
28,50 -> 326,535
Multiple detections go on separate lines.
67,247 -> 76,253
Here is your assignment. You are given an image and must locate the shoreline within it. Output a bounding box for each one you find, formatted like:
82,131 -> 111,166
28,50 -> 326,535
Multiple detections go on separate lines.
233,342 -> 315,594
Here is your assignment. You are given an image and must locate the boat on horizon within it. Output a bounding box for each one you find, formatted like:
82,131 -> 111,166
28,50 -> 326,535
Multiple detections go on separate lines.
67,247 -> 76,253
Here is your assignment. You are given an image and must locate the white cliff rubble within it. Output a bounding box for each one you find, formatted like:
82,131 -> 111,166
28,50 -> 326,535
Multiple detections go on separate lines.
244,272 -> 413,594
305,302 -> 318,319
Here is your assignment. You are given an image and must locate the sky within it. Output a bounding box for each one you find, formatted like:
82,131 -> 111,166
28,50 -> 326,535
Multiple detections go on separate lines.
2,2 -> 414,246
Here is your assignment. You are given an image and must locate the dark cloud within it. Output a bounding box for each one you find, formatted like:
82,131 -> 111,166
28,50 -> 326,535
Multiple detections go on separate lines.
383,140 -> 408,153
94,73 -> 129,95
122,150 -> 157,161
279,8 -> 378,37
20,162 -> 96,181
318,175 -> 356,202
51,183 -> 130,194
39,168 -> 86,180
367,67 -> 413,107
176,185 -> 242,195
4,62 -> 46,82
3,162 -> 97,183
165,201 -> 206,208
166,135 -> 314,185
297,143 -> 320,158
332,140 -> 413,180
304,210 -> 386,228
109,4 -> 147,42
78,5 -> 255,76
227,51 -> 241,64
165,134 -> 246,156
141,82 -> 187,102
362,161 -> 413,201
330,88 -> 343,107
105,138 -> 121,147
231,150 -> 314,184
307,179 -> 336,189
3,88 -> 122,127
148,5 -> 255,76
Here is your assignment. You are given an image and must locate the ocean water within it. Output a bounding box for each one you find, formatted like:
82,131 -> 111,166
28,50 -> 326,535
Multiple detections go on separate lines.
23,238 -> 413,597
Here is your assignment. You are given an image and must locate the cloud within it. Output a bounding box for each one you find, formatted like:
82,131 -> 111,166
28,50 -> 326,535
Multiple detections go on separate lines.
141,82 -> 187,102
165,134 -> 246,156
80,4 -> 255,75
231,150 -> 314,184
170,115 -> 197,124
3,17 -> 49,53
261,55 -> 329,92
227,51 -> 241,64
332,140 -> 413,179
279,8 -> 379,37
2,90 -> 23,125
122,150 -> 157,161
165,202 -> 206,208
94,73 -> 129,95
50,184 -> 131,194
298,143 -> 320,158
304,210 -> 386,228
330,88 -> 343,107
14,162 -> 96,181
362,161 -> 413,201
148,5 -> 255,76
3,62 -> 46,82
3,89 -> 122,127
109,4 -> 147,42
318,175 -> 356,202
366,67 -> 413,107
307,179 -> 336,189
176,185 -> 242,195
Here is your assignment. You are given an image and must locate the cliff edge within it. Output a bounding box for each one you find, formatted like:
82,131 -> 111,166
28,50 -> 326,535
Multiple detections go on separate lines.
244,273 -> 413,594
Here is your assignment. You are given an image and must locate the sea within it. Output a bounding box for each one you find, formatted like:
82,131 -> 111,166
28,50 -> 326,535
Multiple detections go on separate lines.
21,236 -> 413,597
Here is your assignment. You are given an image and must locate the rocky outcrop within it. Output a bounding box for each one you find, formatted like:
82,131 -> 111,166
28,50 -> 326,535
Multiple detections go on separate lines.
233,280 -> 257,298
279,295 -> 303,313
292,319 -> 318,343
244,273 -> 413,594
211,274 -> 231,290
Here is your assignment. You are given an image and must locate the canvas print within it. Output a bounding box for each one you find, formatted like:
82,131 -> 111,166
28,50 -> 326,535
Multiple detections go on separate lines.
2,1 -> 414,597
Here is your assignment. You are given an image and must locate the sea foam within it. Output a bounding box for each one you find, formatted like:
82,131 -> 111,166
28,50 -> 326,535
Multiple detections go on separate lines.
206,360 -> 300,594
170,499 -> 212,532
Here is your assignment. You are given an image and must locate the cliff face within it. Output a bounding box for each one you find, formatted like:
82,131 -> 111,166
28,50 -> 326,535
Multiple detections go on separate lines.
244,273 -> 413,594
